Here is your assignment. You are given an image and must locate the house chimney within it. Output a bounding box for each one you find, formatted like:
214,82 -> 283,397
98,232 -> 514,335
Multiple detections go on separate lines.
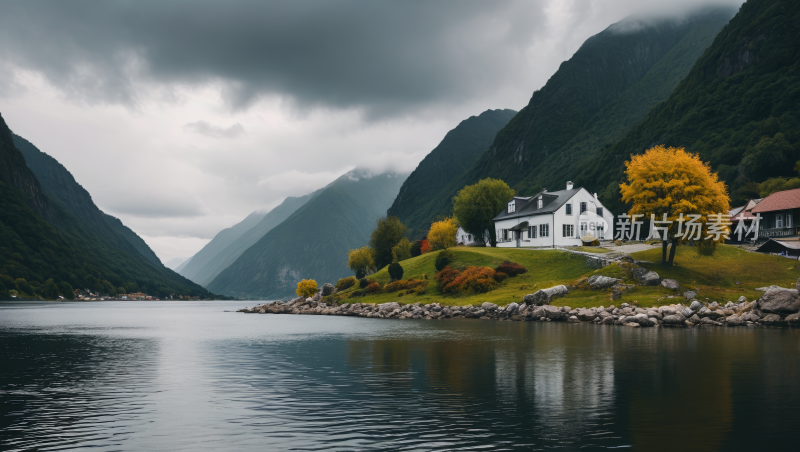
594,192 -> 598,199
566,181 -> 573,190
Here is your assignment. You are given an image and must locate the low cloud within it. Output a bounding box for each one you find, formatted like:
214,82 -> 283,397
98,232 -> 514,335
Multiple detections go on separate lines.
184,120 -> 245,139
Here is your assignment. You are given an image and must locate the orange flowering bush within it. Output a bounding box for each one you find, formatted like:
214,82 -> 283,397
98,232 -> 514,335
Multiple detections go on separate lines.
436,266 -> 497,294
493,271 -> 508,283
384,279 -> 428,293
365,282 -> 381,294
495,261 -> 527,277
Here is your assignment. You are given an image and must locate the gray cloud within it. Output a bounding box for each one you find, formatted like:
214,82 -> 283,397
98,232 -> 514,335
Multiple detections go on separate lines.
0,1 -> 550,118
184,120 -> 245,139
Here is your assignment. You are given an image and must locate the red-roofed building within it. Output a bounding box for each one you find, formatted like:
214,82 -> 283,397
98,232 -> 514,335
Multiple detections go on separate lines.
751,188 -> 800,239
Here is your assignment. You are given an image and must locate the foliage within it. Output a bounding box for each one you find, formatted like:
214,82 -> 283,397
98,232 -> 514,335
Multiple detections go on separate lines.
388,262 -> 404,281
369,216 -> 408,271
427,217 -> 458,250
296,279 -> 318,298
434,266 -> 460,288
493,272 -> 508,283
620,145 -> 730,263
453,178 -> 515,247
435,249 -> 455,272
336,276 -> 357,291
440,266 -> 498,295
359,278 -> 370,289
410,240 -> 423,257
348,246 -> 376,279
494,261 -> 527,277
365,282 -> 381,294
384,279 -> 428,293
757,176 -> 800,198
385,109 -> 517,239
420,240 -> 431,254
391,237 -> 413,263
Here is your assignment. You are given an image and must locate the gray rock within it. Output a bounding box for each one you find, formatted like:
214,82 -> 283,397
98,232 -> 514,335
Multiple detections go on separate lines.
661,279 -> 680,290
561,306 -> 571,313
689,300 -> 702,311
542,305 -> 567,321
504,302 -> 520,313
577,308 -> 597,322
689,314 -> 701,323
312,292 -> 321,302
797,278 -> 800,291
524,285 -> 569,306
756,289 -> 800,315
568,315 -> 580,323
760,313 -> 785,326
737,296 -> 747,303
481,302 -> 499,312
785,312 -> 800,326
662,314 -> 686,326
587,275 -> 620,290
684,291 -> 697,301
659,306 -> 678,315
639,271 -> 661,286
320,283 -> 336,297
700,317 -> 722,326
755,285 -> 792,292
681,307 -> 693,318
378,302 -> 401,312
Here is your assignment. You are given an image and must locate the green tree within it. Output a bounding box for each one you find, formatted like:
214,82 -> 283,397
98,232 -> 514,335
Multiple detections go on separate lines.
391,237 -> 413,263
369,216 -> 408,270
41,278 -> 58,299
15,278 -> 31,296
388,262 -> 404,281
348,246 -> 376,279
453,178 -> 515,247
60,281 -> 75,300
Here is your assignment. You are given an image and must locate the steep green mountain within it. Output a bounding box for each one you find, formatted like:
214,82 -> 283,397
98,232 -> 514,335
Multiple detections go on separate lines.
13,134 -> 164,267
206,170 -> 407,299
421,7 -> 736,219
577,0 -> 800,210
386,109 -> 516,238
179,192 -> 316,286
0,113 -> 212,299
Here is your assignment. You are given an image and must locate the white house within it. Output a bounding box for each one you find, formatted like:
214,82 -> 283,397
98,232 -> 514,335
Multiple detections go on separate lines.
492,181 -> 614,248
456,227 -> 489,245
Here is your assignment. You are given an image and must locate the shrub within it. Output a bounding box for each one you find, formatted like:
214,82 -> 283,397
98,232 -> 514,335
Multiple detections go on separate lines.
434,266 -> 460,288
493,272 -> 508,283
391,237 -> 412,263
420,239 -> 431,254
359,278 -> 370,289
365,282 -> 381,294
336,276 -> 357,291
442,266 -> 497,294
410,241 -> 423,257
435,249 -> 455,272
296,279 -> 318,297
428,217 -> 458,250
494,261 -> 527,277
388,262 -> 404,281
385,279 -> 428,293
614,239 -> 623,246
349,289 -> 365,298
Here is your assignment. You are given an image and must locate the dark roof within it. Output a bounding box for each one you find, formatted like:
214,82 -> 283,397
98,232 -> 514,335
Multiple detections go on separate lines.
752,189 -> 800,213
756,238 -> 800,253
493,188 -> 582,221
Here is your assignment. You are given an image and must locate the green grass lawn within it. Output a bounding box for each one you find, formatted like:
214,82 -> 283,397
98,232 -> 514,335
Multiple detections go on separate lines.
330,245 -> 800,308
567,246 -> 612,254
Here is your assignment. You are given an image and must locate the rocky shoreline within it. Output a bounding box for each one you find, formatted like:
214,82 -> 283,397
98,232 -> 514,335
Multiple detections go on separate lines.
238,285 -> 800,328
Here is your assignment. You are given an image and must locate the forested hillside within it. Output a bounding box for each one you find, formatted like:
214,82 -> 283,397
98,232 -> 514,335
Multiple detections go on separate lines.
207,170 -> 407,299
179,192 -> 317,286
387,109 -> 516,238
0,113 -> 213,299
577,0 -> 800,211
413,7 -> 735,218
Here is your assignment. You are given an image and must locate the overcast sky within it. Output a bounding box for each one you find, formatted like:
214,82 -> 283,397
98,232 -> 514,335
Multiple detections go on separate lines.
0,0 -> 743,263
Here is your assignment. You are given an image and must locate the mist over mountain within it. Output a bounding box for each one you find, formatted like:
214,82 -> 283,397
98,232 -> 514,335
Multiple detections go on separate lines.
206,170 -> 407,299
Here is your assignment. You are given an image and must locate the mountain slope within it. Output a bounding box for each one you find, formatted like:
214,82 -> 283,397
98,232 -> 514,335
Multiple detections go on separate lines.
206,170 -> 407,299
424,7 -> 736,216
0,113 -> 211,299
13,134 -> 163,267
386,109 -> 516,238
179,192 -> 316,286
578,0 -> 800,211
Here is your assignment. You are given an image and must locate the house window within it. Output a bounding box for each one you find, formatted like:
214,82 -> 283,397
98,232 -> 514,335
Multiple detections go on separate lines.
508,201 -> 515,213
537,198 -> 543,209
566,203 -> 572,215
529,226 -> 537,238
596,207 -> 603,217
540,224 -> 549,237
563,224 -> 573,237
580,202 -> 587,213
786,213 -> 794,228
776,214 -> 783,229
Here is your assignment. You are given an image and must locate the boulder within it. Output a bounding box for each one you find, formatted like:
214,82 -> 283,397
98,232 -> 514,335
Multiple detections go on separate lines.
577,308 -> 597,322
756,285 -> 791,292
481,302 -> 499,312
542,305 -> 567,321
785,312 -> 800,326
320,283 -> 336,297
378,302 -> 401,312
700,317 -> 722,326
661,279 -> 680,290
760,313 -> 785,326
568,315 -> 581,323
756,289 -> 800,315
797,278 -> 800,291
681,307 -> 693,318
312,292 -> 321,302
659,306 -> 678,316
684,291 -> 697,301
638,271 -> 661,286
689,300 -> 702,311
524,285 -> 569,306
587,275 -> 620,290
737,296 -> 747,303
662,314 -> 686,326
504,302 -> 520,313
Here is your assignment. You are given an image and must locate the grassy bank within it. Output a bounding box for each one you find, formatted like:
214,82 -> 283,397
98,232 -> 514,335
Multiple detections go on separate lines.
329,245 -> 800,309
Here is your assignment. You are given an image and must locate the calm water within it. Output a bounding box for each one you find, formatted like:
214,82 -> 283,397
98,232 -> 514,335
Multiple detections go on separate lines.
1,301 -> 799,451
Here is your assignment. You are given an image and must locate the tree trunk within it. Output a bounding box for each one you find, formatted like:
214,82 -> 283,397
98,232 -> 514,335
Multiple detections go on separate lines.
668,238 -> 678,265
662,240 -> 668,264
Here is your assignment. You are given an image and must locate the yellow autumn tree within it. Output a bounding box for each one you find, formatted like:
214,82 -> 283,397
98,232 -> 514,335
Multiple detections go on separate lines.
296,279 -> 318,298
620,145 -> 730,265
347,246 -> 376,279
428,217 -> 458,251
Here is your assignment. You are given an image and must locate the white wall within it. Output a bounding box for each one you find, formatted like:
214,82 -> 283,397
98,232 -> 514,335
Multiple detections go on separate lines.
494,188 -> 614,248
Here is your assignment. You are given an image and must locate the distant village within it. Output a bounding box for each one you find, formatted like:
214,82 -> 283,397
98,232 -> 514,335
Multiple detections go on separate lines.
72,290 -> 202,301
